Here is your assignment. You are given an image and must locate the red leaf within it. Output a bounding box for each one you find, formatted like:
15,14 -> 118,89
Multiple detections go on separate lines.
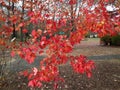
0,16 -> 5,21
31,30 -> 37,38
70,55 -> 95,78
59,0 -> 63,2
39,50 -> 43,55
28,11 -> 34,17
62,45 -> 72,53
104,0 -> 109,2
19,70 -> 28,77
19,23 -> 24,27
69,0 -> 76,5
36,82 -> 42,88
86,72 -> 92,78
54,83 -> 58,90
11,51 -> 15,57
28,53 -> 36,64
28,80 -> 35,87
23,29 -> 28,34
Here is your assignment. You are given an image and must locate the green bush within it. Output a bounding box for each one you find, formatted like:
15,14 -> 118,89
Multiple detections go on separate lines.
101,34 -> 120,46
111,34 -> 120,46
101,35 -> 111,45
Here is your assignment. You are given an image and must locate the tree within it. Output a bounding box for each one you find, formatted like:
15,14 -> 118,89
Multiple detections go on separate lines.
0,0 -> 120,89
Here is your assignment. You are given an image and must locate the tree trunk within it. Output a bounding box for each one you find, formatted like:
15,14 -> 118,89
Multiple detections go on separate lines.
12,2 -> 16,39
20,0 -> 25,42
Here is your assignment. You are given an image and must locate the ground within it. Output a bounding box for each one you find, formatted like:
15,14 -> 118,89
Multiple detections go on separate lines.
0,38 -> 120,90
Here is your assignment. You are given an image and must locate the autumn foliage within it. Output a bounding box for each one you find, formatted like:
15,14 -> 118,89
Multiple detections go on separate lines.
0,0 -> 120,89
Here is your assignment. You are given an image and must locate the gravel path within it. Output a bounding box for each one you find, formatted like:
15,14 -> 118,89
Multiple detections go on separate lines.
7,54 -> 120,72
88,54 -> 120,60
6,38 -> 120,72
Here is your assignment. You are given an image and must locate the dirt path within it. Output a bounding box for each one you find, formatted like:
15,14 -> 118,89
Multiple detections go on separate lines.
6,38 -> 120,72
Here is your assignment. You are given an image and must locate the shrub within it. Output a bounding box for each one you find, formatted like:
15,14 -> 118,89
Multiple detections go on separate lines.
101,35 -> 111,45
101,34 -> 120,46
111,34 -> 120,46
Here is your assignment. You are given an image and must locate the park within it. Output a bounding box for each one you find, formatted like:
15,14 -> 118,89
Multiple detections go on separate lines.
0,0 -> 120,90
